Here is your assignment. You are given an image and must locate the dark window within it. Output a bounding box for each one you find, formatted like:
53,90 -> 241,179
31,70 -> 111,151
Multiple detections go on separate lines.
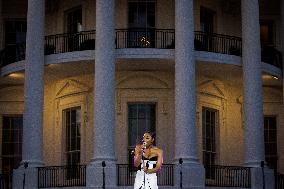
202,107 -> 218,179
63,107 -> 81,179
128,0 -> 156,47
200,7 -> 215,33
2,116 -> 23,174
264,116 -> 277,170
128,103 -> 156,166
4,20 -> 26,46
66,7 -> 82,33
3,20 -> 27,65
260,21 -> 274,46
64,7 -> 82,52
128,0 -> 155,28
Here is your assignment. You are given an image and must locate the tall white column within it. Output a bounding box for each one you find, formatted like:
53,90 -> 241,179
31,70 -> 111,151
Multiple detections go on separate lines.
241,1 -> 275,188
13,0 -> 45,188
87,0 -> 117,188
241,0 -> 264,167
23,0 -> 45,167
174,0 -> 204,188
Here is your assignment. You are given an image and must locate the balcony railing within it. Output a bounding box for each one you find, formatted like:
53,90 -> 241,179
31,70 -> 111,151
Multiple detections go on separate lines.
205,165 -> 251,188
194,31 -> 242,56
117,164 -> 174,186
0,43 -> 26,66
38,165 -> 86,188
0,29 -> 282,70
115,28 -> 175,49
0,173 -> 12,189
45,30 -> 96,54
276,172 -> 284,189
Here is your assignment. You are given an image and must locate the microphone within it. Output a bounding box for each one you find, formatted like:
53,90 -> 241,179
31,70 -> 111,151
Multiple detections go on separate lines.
142,141 -> 147,149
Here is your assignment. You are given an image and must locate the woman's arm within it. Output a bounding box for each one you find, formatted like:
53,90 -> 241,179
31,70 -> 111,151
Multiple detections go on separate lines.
134,144 -> 142,167
144,148 -> 163,174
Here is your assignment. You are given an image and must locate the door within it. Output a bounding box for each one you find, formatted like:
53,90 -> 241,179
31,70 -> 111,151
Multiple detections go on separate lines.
128,103 -> 156,166
128,1 -> 156,47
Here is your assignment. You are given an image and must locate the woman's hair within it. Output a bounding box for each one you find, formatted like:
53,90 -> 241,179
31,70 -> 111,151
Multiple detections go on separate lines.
144,131 -> 156,145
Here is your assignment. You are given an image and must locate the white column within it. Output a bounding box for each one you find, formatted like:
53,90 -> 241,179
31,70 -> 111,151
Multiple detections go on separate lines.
23,0 -> 45,167
174,0 -> 204,188
241,0 -> 264,167
13,0 -> 45,188
241,1 -> 275,188
87,0 -> 117,188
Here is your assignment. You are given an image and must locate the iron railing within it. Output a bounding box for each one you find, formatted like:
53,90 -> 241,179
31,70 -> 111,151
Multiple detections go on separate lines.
276,172 -> 284,189
117,164 -> 174,186
44,30 -> 96,54
115,28 -> 175,49
0,173 -> 12,189
0,29 -> 282,71
38,165 -> 86,188
194,31 -> 242,56
0,43 -> 26,66
205,165 -> 251,188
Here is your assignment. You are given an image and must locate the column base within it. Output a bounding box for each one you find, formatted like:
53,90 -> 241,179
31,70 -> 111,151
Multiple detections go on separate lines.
86,159 -> 117,189
174,161 -> 205,189
13,166 -> 38,189
251,167 -> 275,189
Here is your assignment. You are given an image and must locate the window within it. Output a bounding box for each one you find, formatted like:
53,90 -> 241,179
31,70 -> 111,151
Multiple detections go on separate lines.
202,107 -> 218,179
128,103 -> 156,165
64,7 -> 82,51
264,116 -> 277,170
128,0 -> 156,47
4,20 -> 27,65
65,7 -> 82,33
200,7 -> 215,33
128,0 -> 155,28
2,116 -> 23,175
63,107 -> 81,179
260,21 -> 274,46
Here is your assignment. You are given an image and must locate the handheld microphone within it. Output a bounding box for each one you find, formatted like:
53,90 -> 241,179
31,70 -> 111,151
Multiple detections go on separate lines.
142,141 -> 147,149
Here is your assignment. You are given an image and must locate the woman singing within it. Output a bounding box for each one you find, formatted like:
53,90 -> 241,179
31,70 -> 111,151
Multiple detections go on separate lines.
133,132 -> 163,189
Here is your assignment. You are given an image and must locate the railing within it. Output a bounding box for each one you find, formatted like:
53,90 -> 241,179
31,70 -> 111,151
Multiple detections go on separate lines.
0,174 -> 12,189
45,30 -> 96,54
0,29 -> 282,71
194,31 -> 242,56
276,172 -> 284,189
38,165 -> 86,188
0,43 -> 26,67
205,165 -> 251,188
115,28 -> 175,49
261,45 -> 283,69
117,164 -> 174,186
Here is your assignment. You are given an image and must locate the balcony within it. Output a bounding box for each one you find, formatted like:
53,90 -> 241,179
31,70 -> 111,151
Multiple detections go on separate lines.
205,165 -> 251,188
0,29 -> 282,70
38,165 -> 86,188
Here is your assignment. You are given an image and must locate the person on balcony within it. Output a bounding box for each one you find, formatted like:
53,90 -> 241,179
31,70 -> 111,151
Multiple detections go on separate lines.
133,131 -> 163,189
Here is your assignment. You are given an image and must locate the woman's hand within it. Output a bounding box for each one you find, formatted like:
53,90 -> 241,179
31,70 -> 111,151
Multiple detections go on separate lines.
143,166 -> 151,174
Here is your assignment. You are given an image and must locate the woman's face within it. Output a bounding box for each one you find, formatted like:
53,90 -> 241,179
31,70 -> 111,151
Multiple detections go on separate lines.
143,132 -> 154,146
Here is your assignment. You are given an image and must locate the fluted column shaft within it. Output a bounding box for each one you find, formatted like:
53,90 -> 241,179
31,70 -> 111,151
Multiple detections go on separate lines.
241,0 -> 265,167
22,0 -> 45,167
92,0 -> 115,163
175,0 -> 198,163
